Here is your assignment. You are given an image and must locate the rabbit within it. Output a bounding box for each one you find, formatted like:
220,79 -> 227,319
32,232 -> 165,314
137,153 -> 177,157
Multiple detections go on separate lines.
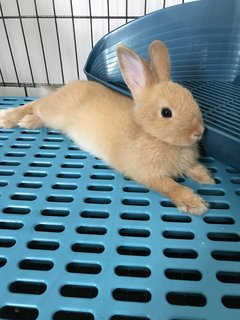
0,40 -> 215,214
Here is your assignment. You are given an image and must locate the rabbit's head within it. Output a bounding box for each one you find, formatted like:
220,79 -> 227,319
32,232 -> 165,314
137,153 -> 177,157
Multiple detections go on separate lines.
117,41 -> 204,147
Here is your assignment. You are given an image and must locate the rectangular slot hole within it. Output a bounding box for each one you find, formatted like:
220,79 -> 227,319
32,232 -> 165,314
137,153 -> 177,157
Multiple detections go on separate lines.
120,212 -> 150,221
19,259 -> 54,271
71,243 -> 104,253
0,161 -> 20,166
163,231 -> 194,240
222,296 -> 240,309
110,316 -> 150,320
53,311 -> 94,320
209,202 -> 230,209
0,222 -> 23,230
9,281 -> 47,295
165,269 -> 202,281
211,251 -> 240,261
11,144 -> 31,149
203,216 -> 235,224
166,292 -> 206,306
21,130 -> 40,134
84,197 -> 111,204
29,162 -> 52,168
0,238 -> 16,247
113,288 -> 151,303
5,152 -> 26,157
0,181 -> 8,187
122,199 -> 149,206
35,224 -> 65,233
27,240 -> 59,251
90,174 -> 115,180
0,306 -> 38,320
117,246 -> 150,256
66,262 -> 101,274
87,185 -> 113,191
115,266 -> 151,278
162,215 -> 192,223
61,163 -> 84,169
65,154 -> 87,159
161,200 -> 175,208
47,195 -> 74,203
0,130 -> 14,134
164,248 -> 198,259
207,232 -> 240,242
17,137 -> 36,141
60,285 -> 98,298
123,186 -> 149,193
198,189 -> 225,196
80,210 -> 109,219
44,138 -> 64,142
41,209 -> 70,217
52,183 -> 77,190
217,271 -> 240,283
231,178 -> 240,184
47,130 -> 61,135
17,182 -> 42,189
57,173 -> 81,179
93,164 -> 110,170
35,153 -> 56,159
0,258 -> 7,268
68,146 -> 80,151
76,226 -> 107,235
39,145 -> 60,150
119,228 -> 150,238
24,171 -> 47,177
0,170 -> 14,176
3,206 -> 30,215
11,194 -> 37,201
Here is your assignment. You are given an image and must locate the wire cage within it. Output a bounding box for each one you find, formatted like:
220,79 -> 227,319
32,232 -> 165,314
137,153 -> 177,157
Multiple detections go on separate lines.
0,1 -> 240,320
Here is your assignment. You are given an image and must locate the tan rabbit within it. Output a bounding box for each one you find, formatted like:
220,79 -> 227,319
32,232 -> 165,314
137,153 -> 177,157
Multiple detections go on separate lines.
0,40 -> 214,214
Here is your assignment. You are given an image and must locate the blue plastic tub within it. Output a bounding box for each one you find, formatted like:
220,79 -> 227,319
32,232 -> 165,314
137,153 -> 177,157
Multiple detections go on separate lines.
84,0 -> 240,170
0,96 -> 239,320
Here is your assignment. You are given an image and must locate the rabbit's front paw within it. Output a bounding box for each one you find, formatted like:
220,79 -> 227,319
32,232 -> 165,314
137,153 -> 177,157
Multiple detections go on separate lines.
175,189 -> 209,215
18,114 -> 43,129
187,163 -> 215,185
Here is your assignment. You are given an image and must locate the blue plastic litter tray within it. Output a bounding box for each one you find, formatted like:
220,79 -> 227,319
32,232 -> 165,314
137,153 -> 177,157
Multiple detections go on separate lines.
84,0 -> 240,171
0,96 -> 239,320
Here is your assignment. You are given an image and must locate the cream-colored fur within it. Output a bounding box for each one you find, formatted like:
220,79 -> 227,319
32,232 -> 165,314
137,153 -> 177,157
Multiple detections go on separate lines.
0,41 -> 214,214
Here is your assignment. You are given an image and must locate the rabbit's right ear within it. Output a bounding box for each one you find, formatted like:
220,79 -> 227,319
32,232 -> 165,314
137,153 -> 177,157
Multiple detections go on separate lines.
148,40 -> 171,82
117,45 -> 154,97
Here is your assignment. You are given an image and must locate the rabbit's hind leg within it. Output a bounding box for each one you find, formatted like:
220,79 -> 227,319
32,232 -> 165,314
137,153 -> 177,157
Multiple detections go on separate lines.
0,101 -> 43,129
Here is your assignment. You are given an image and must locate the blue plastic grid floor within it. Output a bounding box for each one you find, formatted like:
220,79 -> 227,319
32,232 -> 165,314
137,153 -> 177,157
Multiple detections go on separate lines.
0,97 -> 239,320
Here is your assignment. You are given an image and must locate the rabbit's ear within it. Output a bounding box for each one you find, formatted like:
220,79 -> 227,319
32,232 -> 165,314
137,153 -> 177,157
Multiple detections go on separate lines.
148,40 -> 171,82
117,45 -> 154,96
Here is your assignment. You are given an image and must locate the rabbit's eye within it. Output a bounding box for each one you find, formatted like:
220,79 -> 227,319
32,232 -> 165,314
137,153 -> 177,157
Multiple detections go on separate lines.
161,107 -> 172,118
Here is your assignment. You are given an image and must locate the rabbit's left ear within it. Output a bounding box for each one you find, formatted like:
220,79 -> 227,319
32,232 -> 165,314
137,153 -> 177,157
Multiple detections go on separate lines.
117,44 -> 154,96
148,40 -> 171,82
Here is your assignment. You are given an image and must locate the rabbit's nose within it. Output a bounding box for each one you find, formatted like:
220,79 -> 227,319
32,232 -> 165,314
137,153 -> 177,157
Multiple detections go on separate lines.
192,132 -> 202,141
191,119 -> 204,142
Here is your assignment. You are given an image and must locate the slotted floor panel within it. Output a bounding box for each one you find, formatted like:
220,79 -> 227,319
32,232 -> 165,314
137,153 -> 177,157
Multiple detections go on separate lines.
0,97 -> 239,320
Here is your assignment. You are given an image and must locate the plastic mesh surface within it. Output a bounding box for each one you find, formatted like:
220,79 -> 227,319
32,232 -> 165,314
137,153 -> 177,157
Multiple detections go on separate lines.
0,97 -> 239,320
182,81 -> 240,139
